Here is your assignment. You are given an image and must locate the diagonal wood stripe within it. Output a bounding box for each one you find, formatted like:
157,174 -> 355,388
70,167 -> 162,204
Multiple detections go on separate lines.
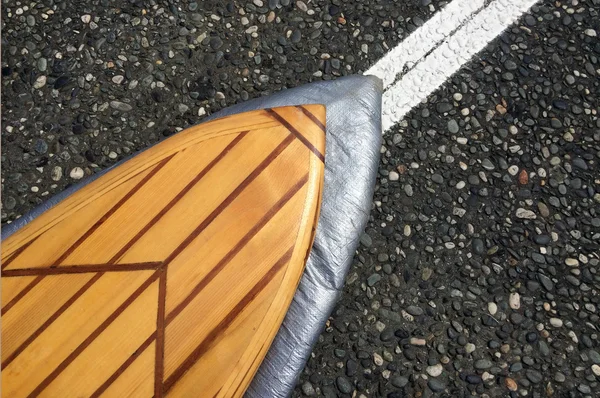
265,108 -> 325,163
159,133 -> 296,270
1,156 -> 174,315
162,246 -> 294,394
2,236 -> 39,270
2,273 -> 104,369
89,332 -> 156,398
154,268 -> 167,398
296,106 -> 327,132
2,275 -> 44,315
165,173 -> 309,325
2,262 -> 162,277
27,269 -> 162,397
108,131 -> 249,264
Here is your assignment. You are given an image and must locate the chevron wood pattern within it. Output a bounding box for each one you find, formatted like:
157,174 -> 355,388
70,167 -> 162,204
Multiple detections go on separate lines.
1,105 -> 326,398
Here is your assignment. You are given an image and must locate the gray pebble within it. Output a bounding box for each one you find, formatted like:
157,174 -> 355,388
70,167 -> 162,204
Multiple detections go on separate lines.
406,305 -> 423,316
474,359 -> 493,370
367,273 -> 381,286
110,101 -> 133,112
526,369 -> 543,384
336,376 -> 353,394
447,119 -> 459,134
391,375 -> 408,388
431,174 -> 444,184
428,379 -> 446,392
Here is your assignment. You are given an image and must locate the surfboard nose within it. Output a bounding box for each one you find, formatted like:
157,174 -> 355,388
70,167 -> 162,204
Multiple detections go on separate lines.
1,106 -> 326,398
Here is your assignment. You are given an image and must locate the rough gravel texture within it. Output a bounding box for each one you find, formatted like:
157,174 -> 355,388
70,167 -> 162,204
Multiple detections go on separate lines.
295,1 -> 600,397
1,0 -> 443,222
2,0 -> 600,397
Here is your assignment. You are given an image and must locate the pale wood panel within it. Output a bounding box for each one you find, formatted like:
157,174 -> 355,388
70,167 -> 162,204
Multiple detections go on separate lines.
2,273 -> 95,363
1,105 -> 326,398
1,276 -> 36,305
164,138 -> 308,314
117,126 -> 289,265
61,133 -> 239,265
98,341 -> 155,398
3,169 -> 153,270
163,189 -> 306,378
2,270 -> 154,397
42,279 -> 158,397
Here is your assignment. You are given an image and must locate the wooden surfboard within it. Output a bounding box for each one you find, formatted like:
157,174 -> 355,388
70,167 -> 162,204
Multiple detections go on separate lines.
1,105 -> 326,397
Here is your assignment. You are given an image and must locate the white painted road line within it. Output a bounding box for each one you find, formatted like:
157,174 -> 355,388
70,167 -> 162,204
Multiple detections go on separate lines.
366,0 -> 485,89
369,0 -> 540,132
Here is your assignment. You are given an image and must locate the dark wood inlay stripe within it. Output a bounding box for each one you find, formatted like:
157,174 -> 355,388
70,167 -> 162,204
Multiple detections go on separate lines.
55,154 -> 175,266
90,332 -> 156,398
2,273 -> 104,369
296,105 -> 326,133
27,269 -> 162,397
160,133 -> 296,272
155,268 -> 167,398
265,108 -> 325,163
165,173 -> 308,325
2,236 -> 39,270
2,262 -> 162,277
2,275 -> 44,315
163,246 -> 294,393
108,131 -> 249,264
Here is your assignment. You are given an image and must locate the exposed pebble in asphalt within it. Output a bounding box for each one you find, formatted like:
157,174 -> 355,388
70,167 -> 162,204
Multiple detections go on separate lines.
509,292 -> 520,310
426,363 -> 443,377
69,167 -> 84,180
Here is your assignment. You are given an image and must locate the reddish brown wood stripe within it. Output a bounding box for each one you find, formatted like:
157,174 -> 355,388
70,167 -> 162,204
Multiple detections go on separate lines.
54,154 -> 176,266
266,108 -> 325,163
108,131 -> 249,264
165,173 -> 308,325
163,246 -> 294,393
27,269 -> 162,397
296,106 -> 327,133
2,262 -> 162,277
155,268 -> 168,398
2,273 -> 105,369
2,236 -> 39,270
90,332 -> 156,398
160,133 -> 296,271
2,275 -> 44,315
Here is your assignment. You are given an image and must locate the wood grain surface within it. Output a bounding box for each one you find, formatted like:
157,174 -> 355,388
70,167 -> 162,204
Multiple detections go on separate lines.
1,105 -> 326,398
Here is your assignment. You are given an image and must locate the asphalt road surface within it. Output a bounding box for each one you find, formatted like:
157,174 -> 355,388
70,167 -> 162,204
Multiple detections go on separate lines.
2,0 -> 599,396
